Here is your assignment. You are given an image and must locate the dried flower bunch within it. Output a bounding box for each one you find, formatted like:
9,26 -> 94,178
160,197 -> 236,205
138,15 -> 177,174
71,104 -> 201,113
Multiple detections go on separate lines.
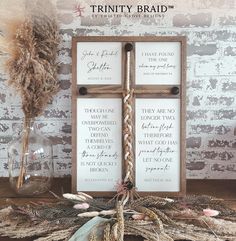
0,194 -> 235,241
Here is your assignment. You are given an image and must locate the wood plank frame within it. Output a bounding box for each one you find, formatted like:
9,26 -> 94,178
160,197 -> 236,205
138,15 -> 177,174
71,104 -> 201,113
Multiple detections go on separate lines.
72,36 -> 186,197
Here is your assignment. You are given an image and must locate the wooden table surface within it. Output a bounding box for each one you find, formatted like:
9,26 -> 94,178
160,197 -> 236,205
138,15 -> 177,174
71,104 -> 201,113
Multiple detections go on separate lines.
0,178 -> 236,241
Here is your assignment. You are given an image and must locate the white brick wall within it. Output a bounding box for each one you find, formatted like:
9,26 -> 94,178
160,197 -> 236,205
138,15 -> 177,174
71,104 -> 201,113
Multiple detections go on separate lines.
0,0 -> 235,179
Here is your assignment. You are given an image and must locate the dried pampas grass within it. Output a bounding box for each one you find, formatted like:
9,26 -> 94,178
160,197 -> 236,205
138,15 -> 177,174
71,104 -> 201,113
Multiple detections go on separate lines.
0,0 -> 60,119
0,0 -> 60,189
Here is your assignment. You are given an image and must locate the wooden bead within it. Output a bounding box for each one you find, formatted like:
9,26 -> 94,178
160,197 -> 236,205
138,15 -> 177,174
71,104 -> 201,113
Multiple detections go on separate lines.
125,181 -> 134,190
125,43 -> 133,52
79,87 -> 87,95
171,86 -> 179,95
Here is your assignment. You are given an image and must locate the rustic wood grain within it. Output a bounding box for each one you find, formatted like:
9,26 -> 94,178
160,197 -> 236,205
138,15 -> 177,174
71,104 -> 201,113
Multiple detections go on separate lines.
1,178 -> 236,205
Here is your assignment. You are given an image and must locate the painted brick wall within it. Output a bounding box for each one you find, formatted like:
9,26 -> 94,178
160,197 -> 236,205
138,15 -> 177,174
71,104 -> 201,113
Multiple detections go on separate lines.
0,0 -> 235,179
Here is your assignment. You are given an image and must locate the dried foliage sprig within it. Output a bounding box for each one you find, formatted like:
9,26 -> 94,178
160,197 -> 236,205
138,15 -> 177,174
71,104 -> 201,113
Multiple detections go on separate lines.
0,0 -> 60,190
0,195 -> 236,241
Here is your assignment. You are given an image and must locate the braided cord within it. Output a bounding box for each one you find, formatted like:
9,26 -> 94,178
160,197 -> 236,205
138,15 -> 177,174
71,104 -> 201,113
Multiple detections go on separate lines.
123,89 -> 134,183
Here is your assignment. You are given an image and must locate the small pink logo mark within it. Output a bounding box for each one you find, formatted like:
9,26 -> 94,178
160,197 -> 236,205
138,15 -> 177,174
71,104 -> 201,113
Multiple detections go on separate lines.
74,3 -> 85,17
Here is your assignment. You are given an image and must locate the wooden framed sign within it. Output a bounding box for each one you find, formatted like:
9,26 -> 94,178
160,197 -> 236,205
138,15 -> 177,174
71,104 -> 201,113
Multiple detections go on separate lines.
72,36 -> 186,197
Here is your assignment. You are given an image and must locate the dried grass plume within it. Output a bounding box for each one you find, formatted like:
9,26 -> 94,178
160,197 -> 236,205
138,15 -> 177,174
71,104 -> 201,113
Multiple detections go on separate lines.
0,0 -> 60,189
0,0 -> 60,119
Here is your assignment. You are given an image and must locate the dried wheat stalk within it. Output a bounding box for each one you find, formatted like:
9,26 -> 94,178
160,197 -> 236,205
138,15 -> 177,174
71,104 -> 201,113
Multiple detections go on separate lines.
116,201 -> 125,241
103,223 -> 111,241
35,226 -> 78,241
89,230 -> 98,241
